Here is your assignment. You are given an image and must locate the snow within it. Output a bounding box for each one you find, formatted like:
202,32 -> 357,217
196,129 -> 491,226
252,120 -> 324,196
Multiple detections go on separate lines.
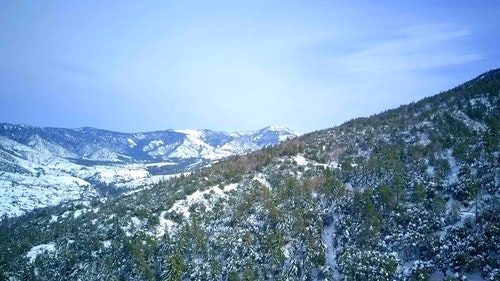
97,169 -> 149,184
26,242 -> 57,263
418,133 -> 431,146
168,126 -> 299,160
168,132 -> 241,160
102,240 -> 112,248
445,149 -> 459,184
344,182 -> 354,192
127,138 -> 137,148
290,154 -> 340,171
220,140 -> 258,155
267,125 -> 301,136
175,129 -> 204,138
144,162 -> 177,167
253,173 -> 272,189
1,124 -> 296,218
155,211 -> 176,237
122,216 -> 145,237
278,135 -> 289,141
73,207 -> 93,219
439,199 -> 478,239
430,271 -> 485,281
145,139 -> 164,151
426,166 -> 435,176
168,183 -> 239,218
0,173 -> 97,218
293,155 -> 309,166
317,162 -> 340,169
0,138 -> 104,217
168,136 -> 214,159
322,221 -> 340,277
470,97 -> 492,109
122,186 -> 149,197
267,125 -> 288,131
224,183 -> 238,192
452,110 -> 488,132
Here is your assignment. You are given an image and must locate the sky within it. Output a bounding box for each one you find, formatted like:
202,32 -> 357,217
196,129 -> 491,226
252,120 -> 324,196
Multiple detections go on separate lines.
1,1 -> 499,133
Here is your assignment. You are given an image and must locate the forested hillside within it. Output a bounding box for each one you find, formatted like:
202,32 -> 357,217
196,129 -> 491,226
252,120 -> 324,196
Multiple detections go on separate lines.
0,69 -> 498,280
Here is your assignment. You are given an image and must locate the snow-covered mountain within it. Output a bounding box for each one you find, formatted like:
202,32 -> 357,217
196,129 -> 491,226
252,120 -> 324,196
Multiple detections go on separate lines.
0,69 -> 498,281
0,124 -> 299,163
1,69 -> 498,280
0,124 -> 300,217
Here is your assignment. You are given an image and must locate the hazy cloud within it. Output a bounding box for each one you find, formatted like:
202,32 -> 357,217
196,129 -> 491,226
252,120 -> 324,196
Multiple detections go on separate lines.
331,24 -> 481,75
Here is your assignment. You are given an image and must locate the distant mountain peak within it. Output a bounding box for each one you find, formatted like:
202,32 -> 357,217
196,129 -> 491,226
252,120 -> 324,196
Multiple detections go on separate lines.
262,125 -> 301,135
264,125 -> 289,131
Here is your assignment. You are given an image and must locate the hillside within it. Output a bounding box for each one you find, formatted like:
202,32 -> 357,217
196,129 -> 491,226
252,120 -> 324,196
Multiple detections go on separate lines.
0,69 -> 499,280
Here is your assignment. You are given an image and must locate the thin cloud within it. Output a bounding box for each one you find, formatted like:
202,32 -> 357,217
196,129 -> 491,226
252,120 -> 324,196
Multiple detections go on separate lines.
331,24 -> 481,75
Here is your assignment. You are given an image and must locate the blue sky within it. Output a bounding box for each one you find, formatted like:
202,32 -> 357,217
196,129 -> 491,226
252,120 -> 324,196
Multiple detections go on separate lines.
1,1 -> 499,133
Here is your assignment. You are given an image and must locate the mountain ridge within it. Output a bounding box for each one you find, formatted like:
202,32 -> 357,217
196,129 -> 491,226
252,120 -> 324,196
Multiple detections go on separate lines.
0,124 -> 300,217
0,123 -> 300,161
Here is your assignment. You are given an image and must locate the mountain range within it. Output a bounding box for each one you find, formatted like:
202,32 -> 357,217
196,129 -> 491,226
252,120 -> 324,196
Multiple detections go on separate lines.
0,69 -> 498,280
0,125 -> 299,217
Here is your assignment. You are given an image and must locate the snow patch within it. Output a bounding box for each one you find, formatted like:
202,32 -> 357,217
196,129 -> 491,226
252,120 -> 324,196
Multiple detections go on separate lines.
144,162 -> 177,167
426,166 -> 435,176
73,209 -> 84,219
175,129 -> 204,138
102,240 -> 112,248
224,183 -> 238,192
121,216 -> 144,237
168,183 -> 239,218
0,173 -> 97,218
445,149 -> 459,184
26,242 -> 57,263
290,154 -> 339,170
97,169 -> 149,184
143,139 -> 165,151
293,155 -> 309,166
155,211 -> 176,237
127,138 -> 137,148
253,173 -> 272,189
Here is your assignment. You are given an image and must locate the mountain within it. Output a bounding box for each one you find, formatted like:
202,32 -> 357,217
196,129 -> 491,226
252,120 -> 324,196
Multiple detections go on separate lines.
0,124 -> 299,163
0,125 -> 300,217
0,69 -> 498,280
